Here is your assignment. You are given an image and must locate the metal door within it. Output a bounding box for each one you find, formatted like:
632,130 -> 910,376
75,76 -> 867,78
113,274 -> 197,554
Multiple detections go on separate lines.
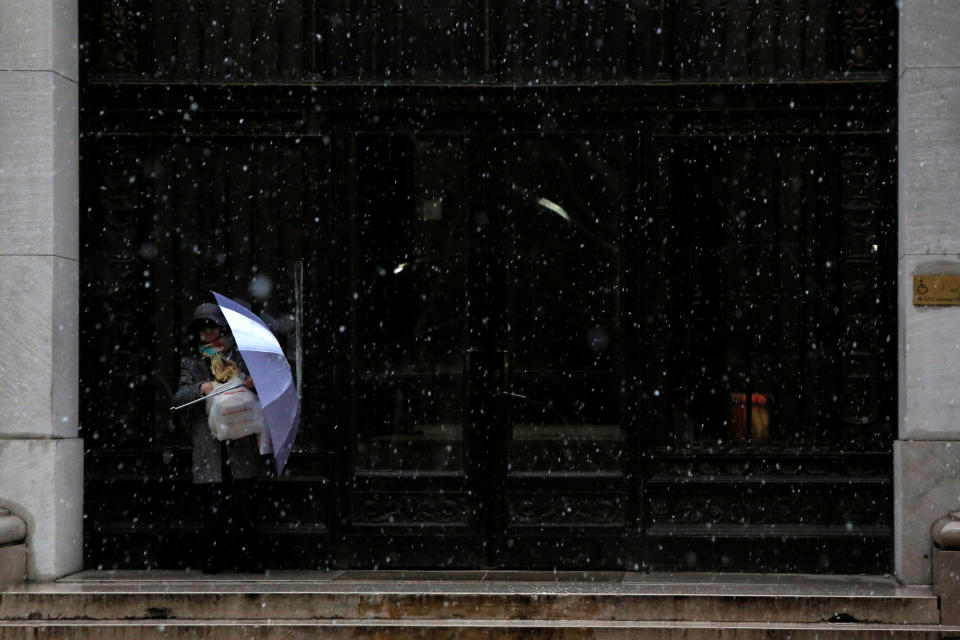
79,0 -> 897,573
337,131 -> 639,568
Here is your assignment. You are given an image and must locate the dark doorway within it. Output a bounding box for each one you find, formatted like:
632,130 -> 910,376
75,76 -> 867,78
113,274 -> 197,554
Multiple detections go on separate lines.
340,131 -> 637,567
80,0 -> 897,573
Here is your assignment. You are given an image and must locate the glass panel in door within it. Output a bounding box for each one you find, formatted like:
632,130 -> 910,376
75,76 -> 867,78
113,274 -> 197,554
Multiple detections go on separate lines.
345,134 -> 480,566
353,135 -> 468,473
492,134 -> 637,567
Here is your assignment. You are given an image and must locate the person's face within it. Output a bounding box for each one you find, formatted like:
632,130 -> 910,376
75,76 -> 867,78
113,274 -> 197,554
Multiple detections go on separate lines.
198,322 -> 222,343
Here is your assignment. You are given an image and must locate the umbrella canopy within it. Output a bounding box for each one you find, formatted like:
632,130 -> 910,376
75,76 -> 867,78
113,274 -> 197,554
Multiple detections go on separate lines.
212,291 -> 300,476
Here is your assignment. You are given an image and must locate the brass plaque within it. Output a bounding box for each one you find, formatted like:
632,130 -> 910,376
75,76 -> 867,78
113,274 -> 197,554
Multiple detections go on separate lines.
913,275 -> 960,305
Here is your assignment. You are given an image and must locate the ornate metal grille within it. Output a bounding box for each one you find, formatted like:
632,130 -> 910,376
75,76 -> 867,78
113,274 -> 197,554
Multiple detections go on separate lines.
80,0 -> 896,572
89,0 -> 895,80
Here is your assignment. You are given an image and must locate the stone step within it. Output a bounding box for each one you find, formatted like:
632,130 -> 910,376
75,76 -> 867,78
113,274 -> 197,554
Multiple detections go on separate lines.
0,571 -> 942,626
0,618 -> 955,640
2,571 -> 952,639
0,589 -> 941,625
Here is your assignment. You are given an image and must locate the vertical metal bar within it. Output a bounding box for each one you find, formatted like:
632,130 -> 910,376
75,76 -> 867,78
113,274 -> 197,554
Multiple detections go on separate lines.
295,259 -> 304,399
753,0 -> 778,77
177,0 -> 200,77
482,0 -> 490,75
725,0 -> 749,78
778,148 -> 805,439
627,0 -> 650,78
332,130 -> 359,560
280,0 -> 304,78
804,0 -> 828,76
653,0 -> 670,78
152,0 -> 177,77
779,0 -> 805,76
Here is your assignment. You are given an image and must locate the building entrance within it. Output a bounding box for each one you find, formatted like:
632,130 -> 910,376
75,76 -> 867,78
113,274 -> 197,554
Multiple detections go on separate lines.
340,131 -> 636,567
79,0 -> 897,573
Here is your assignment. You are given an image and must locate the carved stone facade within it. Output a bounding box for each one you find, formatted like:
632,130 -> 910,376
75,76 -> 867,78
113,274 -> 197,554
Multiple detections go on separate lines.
1,0 -> 957,581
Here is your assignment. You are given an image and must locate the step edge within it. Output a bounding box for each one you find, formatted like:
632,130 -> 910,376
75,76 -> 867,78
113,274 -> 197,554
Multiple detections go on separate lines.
1,619 -> 957,631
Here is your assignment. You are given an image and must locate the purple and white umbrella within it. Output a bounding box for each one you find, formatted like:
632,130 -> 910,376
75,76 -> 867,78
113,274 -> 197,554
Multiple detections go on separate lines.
212,291 -> 300,476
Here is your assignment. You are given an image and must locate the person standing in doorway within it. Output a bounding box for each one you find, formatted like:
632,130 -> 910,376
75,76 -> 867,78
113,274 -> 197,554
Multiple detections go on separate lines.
172,302 -> 268,573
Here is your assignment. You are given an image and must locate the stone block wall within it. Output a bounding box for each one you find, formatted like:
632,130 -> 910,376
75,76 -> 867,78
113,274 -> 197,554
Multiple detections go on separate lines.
896,0 -> 960,584
0,0 -> 958,585
0,0 -> 82,581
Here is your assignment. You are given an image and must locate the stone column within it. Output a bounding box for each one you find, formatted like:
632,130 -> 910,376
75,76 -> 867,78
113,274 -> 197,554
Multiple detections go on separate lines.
896,1 -> 960,584
0,1 -> 82,580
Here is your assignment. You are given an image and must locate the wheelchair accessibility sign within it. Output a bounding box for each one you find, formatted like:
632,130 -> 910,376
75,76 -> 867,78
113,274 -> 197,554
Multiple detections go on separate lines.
913,275 -> 960,306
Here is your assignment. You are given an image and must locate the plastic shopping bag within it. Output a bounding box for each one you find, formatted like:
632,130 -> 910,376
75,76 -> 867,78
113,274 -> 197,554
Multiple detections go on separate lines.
206,378 -> 266,441
257,429 -> 274,455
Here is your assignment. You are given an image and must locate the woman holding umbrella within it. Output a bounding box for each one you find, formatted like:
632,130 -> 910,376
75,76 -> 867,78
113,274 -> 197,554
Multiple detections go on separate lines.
172,302 -> 267,573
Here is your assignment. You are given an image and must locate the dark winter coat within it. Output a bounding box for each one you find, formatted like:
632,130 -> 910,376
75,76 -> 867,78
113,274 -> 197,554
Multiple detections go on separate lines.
172,349 -> 268,484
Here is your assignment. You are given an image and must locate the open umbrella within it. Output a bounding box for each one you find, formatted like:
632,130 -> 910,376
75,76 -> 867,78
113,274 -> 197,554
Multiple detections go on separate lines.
211,291 -> 300,476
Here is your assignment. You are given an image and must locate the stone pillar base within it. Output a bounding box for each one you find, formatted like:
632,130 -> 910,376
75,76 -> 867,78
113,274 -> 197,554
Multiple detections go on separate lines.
0,544 -> 26,587
0,439 -> 83,580
933,546 -> 960,625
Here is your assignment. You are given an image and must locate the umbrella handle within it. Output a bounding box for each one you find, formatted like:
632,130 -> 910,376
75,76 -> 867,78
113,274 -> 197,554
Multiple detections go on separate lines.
169,382 -> 244,412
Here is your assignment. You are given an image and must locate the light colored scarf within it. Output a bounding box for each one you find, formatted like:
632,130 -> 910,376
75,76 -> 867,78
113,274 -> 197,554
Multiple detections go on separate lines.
198,334 -> 240,382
